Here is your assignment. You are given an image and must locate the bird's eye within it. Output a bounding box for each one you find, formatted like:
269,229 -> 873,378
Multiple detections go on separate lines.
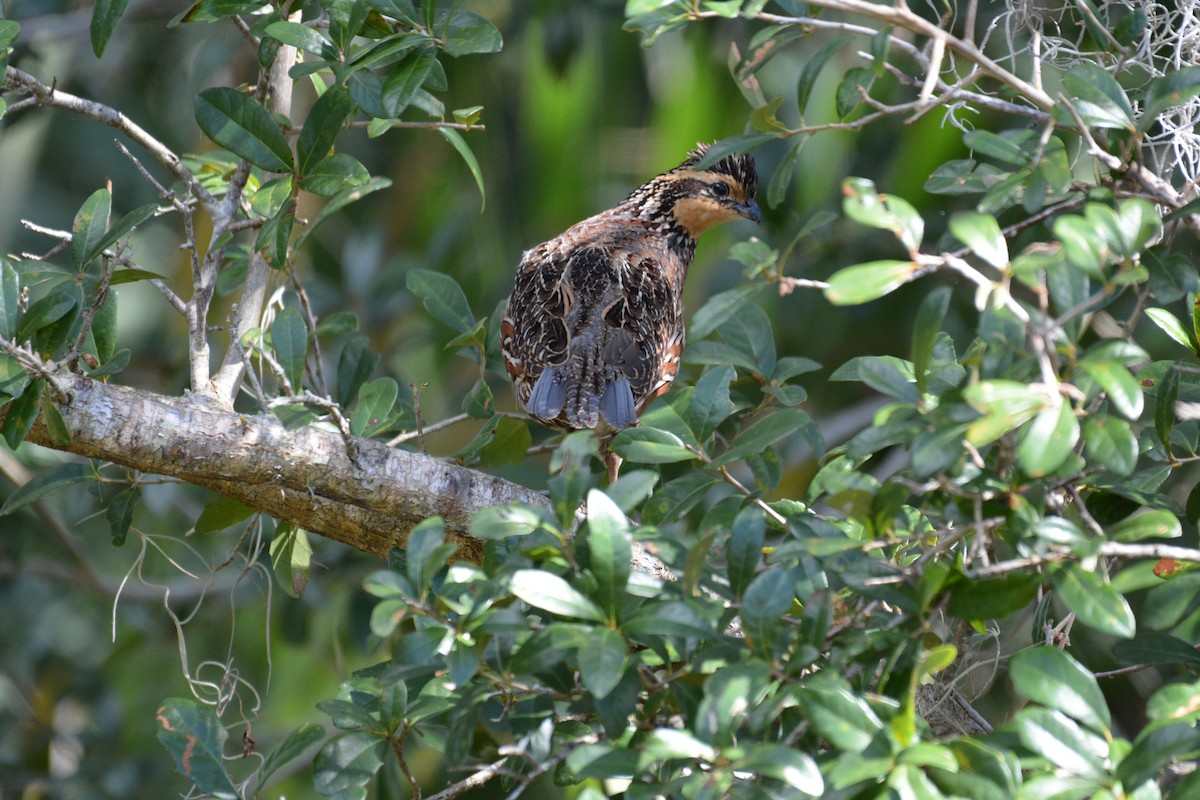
710,182 -> 730,198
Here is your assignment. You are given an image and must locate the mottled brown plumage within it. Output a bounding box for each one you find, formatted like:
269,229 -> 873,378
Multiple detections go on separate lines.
501,143 -> 760,480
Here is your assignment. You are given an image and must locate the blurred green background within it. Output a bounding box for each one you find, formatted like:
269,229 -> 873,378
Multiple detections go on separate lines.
0,0 -> 980,795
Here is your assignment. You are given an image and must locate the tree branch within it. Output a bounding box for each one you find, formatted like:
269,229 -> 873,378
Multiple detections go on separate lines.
19,373 -> 550,561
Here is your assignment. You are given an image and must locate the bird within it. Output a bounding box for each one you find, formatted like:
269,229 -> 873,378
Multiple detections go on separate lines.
501,142 -> 761,482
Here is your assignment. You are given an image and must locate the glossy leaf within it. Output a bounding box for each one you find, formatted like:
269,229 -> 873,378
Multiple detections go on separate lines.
950,211 -> 1009,269
735,744 -> 823,795
1139,67 -> 1200,131
1113,633 -> 1200,668
297,86 -> 355,177
0,461 -> 94,516
270,523 -> 312,599
964,380 -> 1048,446
1079,360 -> 1144,419
438,128 -> 486,211
82,202 -> 157,269
72,189 -> 112,272
194,496 -> 255,533
1118,723 -> 1200,789
578,627 -> 628,698
1146,308 -> 1197,353
1060,63 -> 1135,130
584,489 -> 631,620
406,268 -> 474,334
155,698 -> 238,798
509,569 -> 606,622
727,505 -> 764,599
1,377 -> 42,449
1051,563 -> 1136,638
301,153 -> 371,197
842,177 -> 923,253
713,408 -> 810,468
1083,416 -> 1138,475
1017,400 -> 1079,477
825,260 -> 919,305
912,286 -> 950,396
1109,510 -> 1181,542
271,306 -> 308,392
797,681 -> 883,752
312,732 -> 386,795
350,377 -> 399,438
258,724 -> 325,788
1010,647 -> 1110,733
194,87 -> 294,172
1015,708 -> 1105,779
610,426 -> 698,465
90,0 -> 129,57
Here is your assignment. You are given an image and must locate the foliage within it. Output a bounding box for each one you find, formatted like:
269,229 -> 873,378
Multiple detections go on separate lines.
3,0 -> 1200,798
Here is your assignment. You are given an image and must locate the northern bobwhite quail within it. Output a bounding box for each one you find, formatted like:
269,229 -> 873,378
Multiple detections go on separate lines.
501,143 -> 761,481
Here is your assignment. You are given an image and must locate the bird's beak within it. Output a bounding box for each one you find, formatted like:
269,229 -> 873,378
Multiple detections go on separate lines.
736,199 -> 762,223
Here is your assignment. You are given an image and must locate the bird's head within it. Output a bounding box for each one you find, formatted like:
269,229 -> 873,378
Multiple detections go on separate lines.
647,143 -> 761,238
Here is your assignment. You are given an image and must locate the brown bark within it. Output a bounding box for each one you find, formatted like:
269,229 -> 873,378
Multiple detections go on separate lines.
24,373 -> 550,560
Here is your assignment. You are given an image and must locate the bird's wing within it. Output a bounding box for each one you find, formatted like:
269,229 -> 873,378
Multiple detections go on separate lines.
501,244 -> 572,417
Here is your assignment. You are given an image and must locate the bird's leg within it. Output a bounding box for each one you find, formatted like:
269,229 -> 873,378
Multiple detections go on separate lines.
605,451 -> 622,485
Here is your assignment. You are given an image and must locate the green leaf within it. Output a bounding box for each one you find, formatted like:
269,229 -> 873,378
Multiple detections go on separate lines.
950,211 -> 1009,269
194,87 -> 294,172
825,260 -> 920,305
912,286 -> 950,397
155,698 -> 238,798
404,517 -> 456,597
1059,63 -> 1135,130
1051,563 -> 1136,638
469,503 -> 547,540
509,569 -> 606,622
578,627 -> 628,699
350,377 -> 399,437
1016,708 -> 1106,779
1139,67 -> 1200,131
796,37 -> 846,116
1083,415 -> 1138,475
437,128 -> 486,211
255,198 -> 295,268
84,202 -> 158,270
382,50 -> 436,116
295,177 -> 392,248
688,365 -> 737,441
99,485 -> 137,547
1,377 -> 43,449
41,385 -> 71,446
1079,360 -> 1144,419
72,189 -> 112,272
194,495 -> 255,533
947,572 -> 1041,619
264,20 -> 331,57
297,86 -> 356,178
1113,633 -> 1200,669
713,408 -> 810,468
313,732 -> 386,795
479,417 -> 532,467
736,745 -> 823,795
841,177 -> 923,253
270,523 -> 312,599
258,724 -> 325,788
963,129 -> 1031,166
1010,647 -> 1110,733
300,153 -> 370,197
271,306 -> 307,391
857,356 -> 920,403
1146,308 -> 1197,353
440,9 -> 503,56
609,426 -> 698,465
835,65 -> 876,119
964,380 -> 1048,445
1109,509 -> 1181,542
718,303 -> 776,377
337,334 -> 379,405
1017,400 -> 1079,477
1054,214 -> 1108,277
584,489 -> 631,620
0,20 -> 20,50
0,259 -> 18,339
90,0 -> 130,57
1118,723 -> 1200,788
727,505 -> 764,599
740,567 -> 794,646
1156,363 -> 1180,457
798,681 -> 883,752
0,461 -> 95,516
406,268 -> 475,334
623,600 -> 713,640
641,728 -> 716,762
